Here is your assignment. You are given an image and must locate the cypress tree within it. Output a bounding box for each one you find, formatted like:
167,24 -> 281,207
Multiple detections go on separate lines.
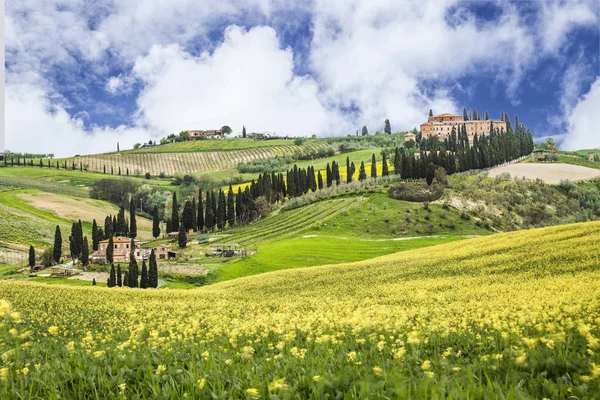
358,161 -> 367,181
210,191 -> 218,228
92,219 -> 100,251
429,109 -> 433,117
182,200 -> 194,231
104,216 -> 113,238
28,245 -> 35,268
227,186 -> 235,227
384,119 -> 391,134
108,264 -> 116,288
107,235 -> 114,264
129,199 -> 137,238
140,260 -> 149,289
198,190 -> 205,232
317,171 -> 324,190
178,223 -> 187,248
326,163 -> 332,187
116,206 -> 127,237
191,197 -> 198,231
92,278 -> 96,286
217,190 -> 226,231
81,237 -> 89,267
346,157 -> 352,183
371,154 -> 377,178
242,126 -> 247,138
149,249 -> 158,288
128,239 -> 138,288
235,188 -> 242,225
463,107 -> 469,121
362,126 -> 368,136
171,192 -> 179,231
152,206 -> 161,238
382,152 -> 389,176
53,225 -> 62,264
309,167 -> 317,192
117,264 -> 122,287
123,271 -> 129,288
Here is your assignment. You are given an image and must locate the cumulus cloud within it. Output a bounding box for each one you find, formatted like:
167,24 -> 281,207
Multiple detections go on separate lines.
6,83 -> 150,157
4,0 -> 599,156
561,78 -> 600,150
132,25 -> 349,136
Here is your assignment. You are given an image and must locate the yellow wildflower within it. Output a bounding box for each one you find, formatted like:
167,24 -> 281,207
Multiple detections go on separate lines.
372,366 -> 382,376
155,364 -> 166,374
246,388 -> 260,399
48,326 -> 59,336
268,378 -> 288,391
197,378 -> 206,389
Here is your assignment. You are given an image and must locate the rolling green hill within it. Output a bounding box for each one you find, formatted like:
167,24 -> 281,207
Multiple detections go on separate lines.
0,221 -> 598,398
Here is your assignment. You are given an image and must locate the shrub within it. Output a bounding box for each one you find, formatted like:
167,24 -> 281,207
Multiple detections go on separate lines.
293,137 -> 305,146
423,202 -> 430,211
159,172 -> 166,179
460,212 -> 470,220
145,172 -> 151,179
388,182 -> 444,202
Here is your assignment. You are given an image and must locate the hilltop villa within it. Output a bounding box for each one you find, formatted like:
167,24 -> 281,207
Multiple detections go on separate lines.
420,113 -> 507,143
188,130 -> 223,140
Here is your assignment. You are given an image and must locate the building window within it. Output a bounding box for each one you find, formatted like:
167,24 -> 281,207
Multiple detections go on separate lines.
114,245 -> 117,249
126,244 -> 129,249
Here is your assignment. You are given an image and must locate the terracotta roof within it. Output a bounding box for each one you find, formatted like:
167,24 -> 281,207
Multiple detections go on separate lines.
99,236 -> 140,244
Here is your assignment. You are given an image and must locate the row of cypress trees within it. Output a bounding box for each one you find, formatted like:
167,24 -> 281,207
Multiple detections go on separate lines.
107,240 -> 158,288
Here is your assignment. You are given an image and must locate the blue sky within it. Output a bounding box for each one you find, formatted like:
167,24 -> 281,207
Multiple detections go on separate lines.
5,0 -> 600,156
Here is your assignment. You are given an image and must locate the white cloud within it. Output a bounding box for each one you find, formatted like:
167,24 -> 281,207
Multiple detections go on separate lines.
539,0 -> 598,53
131,25 -> 349,136
4,0 -> 599,155
6,83 -> 151,157
561,77 -> 600,150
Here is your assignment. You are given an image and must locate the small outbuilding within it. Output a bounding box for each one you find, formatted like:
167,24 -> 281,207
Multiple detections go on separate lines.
208,243 -> 245,257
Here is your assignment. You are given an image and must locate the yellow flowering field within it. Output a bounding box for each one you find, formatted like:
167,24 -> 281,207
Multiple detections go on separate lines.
1,221 -> 600,398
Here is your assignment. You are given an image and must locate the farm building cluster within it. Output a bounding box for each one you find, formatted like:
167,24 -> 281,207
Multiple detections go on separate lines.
91,236 -> 175,264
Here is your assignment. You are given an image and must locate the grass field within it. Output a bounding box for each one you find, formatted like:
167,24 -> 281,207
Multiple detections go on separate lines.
0,221 -> 598,398
488,162 -> 600,184
53,142 -> 329,176
0,166 -> 173,196
0,188 -> 153,260
120,138 -> 328,154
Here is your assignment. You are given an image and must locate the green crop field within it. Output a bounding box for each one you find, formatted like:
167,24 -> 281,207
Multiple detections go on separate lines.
0,221 -> 599,398
52,142 -> 329,176
121,138 -> 328,154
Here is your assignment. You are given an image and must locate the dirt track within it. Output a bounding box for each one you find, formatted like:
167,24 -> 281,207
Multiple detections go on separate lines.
488,163 -> 600,184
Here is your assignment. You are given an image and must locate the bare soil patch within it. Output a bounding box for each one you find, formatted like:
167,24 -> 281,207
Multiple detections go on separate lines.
69,272 -> 109,282
488,163 -> 600,184
159,263 -> 208,276
17,192 -> 153,239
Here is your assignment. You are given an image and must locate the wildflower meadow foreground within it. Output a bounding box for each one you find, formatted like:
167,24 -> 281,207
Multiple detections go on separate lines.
1,221 -> 599,399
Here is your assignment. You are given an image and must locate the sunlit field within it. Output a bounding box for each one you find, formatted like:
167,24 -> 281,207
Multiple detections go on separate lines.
1,221 -> 599,398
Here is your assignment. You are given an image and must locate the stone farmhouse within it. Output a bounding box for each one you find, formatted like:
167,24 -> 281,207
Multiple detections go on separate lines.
91,236 -> 173,264
420,113 -> 506,144
188,130 -> 223,140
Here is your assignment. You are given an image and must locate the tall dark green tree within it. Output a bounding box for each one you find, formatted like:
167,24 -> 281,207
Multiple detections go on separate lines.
123,271 -> 129,288
104,216 -> 113,238
426,162 -> 435,185
429,109 -> 433,117
346,157 -> 352,183
382,152 -> 389,177
217,190 -> 227,230
107,235 -> 114,264
358,162 -> 367,181
178,223 -> 187,248
242,126 -> 247,138
463,107 -> 469,121
149,249 -> 158,288
108,264 -> 116,287
117,264 -> 122,287
384,119 -> 391,134
53,225 -> 62,264
227,186 -> 235,227
140,260 -> 149,289
371,154 -> 377,178
92,219 -> 100,251
81,237 -> 90,267
326,163 -> 333,187
116,206 -> 127,236
148,249 -> 158,288
362,126 -> 368,136
129,199 -> 137,238
171,192 -> 179,232
152,206 -> 161,239
128,239 -> 138,288
317,171 -> 324,190
182,200 -> 195,232
197,190 -> 205,232
205,191 -> 214,230
28,245 -> 36,268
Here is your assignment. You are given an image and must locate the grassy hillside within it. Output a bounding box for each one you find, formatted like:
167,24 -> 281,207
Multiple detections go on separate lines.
53,142 -> 329,176
0,222 -> 599,398
0,188 -> 153,262
121,138 -> 327,154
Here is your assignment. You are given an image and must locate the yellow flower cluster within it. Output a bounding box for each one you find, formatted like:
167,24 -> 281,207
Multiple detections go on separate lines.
0,221 -> 599,397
